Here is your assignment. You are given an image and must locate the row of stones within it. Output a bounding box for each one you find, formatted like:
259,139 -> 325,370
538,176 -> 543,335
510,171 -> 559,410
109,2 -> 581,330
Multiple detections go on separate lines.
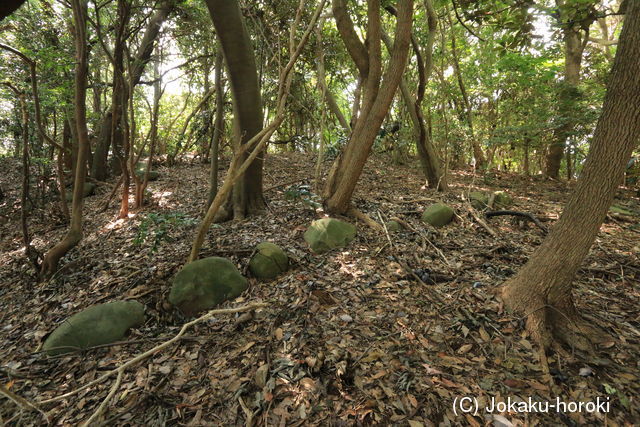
41,193 -> 513,355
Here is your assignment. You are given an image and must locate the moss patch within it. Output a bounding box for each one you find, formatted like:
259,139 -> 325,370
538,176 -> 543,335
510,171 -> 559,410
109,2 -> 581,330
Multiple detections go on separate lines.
169,257 -> 248,316
42,300 -> 145,356
304,218 -> 356,254
421,203 -> 454,227
249,242 -> 289,280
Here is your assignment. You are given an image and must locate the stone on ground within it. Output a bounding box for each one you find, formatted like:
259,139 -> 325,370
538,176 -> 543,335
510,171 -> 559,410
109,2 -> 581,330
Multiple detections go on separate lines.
169,257 -> 248,316
385,220 -> 403,232
42,300 -> 145,356
249,242 -> 289,280
135,162 -> 160,181
304,218 -> 356,253
493,191 -> 513,208
469,191 -> 489,210
421,203 -> 454,227
66,182 -> 96,202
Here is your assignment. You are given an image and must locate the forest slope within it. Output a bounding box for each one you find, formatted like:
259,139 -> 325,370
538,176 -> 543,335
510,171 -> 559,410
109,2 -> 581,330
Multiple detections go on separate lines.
1,154 -> 639,425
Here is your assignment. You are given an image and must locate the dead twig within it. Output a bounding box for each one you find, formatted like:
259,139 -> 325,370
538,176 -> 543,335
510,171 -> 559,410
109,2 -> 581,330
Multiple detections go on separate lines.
0,384 -> 49,423
38,302 -> 267,424
485,210 -> 548,233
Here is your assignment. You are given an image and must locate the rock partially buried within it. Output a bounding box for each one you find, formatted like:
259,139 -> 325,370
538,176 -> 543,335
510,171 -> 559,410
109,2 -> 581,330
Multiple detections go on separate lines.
385,220 -> 403,232
169,257 -> 248,316
304,218 -> 356,253
493,191 -> 513,208
42,300 -> 145,356
135,163 -> 160,181
249,242 -> 289,280
65,182 -> 96,202
469,191 -> 489,210
422,203 -> 454,227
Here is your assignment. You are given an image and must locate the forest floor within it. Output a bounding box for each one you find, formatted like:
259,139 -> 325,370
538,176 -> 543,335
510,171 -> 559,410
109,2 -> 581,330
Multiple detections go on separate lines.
1,153 -> 639,426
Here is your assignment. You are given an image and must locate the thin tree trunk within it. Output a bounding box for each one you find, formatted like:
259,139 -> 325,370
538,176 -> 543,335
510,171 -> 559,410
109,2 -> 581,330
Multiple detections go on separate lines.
315,18 -> 350,134
447,11 -> 486,168
545,0 -> 591,179
41,0 -> 90,277
502,0 -> 640,351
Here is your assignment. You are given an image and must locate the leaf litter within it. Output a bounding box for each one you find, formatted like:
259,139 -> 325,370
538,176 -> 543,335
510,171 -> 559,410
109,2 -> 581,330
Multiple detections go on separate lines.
0,153 -> 639,425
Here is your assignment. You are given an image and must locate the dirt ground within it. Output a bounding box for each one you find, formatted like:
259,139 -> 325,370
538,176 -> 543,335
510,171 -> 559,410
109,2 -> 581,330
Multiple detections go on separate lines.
1,152 -> 639,425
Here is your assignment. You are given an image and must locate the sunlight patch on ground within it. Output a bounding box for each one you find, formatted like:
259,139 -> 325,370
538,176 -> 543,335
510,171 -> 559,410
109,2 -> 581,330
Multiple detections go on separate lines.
155,190 -> 174,207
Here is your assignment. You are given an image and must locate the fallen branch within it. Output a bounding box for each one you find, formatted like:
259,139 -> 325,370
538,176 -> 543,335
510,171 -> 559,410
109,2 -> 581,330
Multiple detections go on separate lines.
461,197 -> 498,237
348,206 -> 383,231
38,302 -> 267,423
0,384 -> 49,422
485,210 -> 548,233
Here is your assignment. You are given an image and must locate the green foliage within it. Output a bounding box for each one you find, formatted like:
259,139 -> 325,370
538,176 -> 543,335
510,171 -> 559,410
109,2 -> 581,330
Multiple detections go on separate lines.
284,184 -> 321,209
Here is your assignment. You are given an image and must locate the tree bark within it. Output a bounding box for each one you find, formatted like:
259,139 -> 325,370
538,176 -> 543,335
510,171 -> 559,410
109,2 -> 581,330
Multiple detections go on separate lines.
502,0 -> 640,351
41,0 -> 90,277
385,0 -> 445,190
323,0 -> 414,214
91,0 -> 175,180
207,49 -> 224,208
0,0 -> 27,21
545,21 -> 584,179
448,11 -> 486,169
205,0 -> 265,221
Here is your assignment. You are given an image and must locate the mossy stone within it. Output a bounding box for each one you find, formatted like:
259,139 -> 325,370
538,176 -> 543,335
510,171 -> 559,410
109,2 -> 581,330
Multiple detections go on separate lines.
304,218 -> 356,254
135,163 -> 160,181
469,191 -> 489,210
42,300 -> 145,356
169,257 -> 248,316
66,182 -> 96,202
421,203 -> 454,227
249,242 -> 289,280
385,220 -> 403,232
610,205 -> 636,216
493,191 -> 513,208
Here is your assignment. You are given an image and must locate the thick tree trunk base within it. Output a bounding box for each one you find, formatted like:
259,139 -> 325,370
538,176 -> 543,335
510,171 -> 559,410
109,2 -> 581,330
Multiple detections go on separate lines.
501,284 -> 610,356
212,188 -> 266,223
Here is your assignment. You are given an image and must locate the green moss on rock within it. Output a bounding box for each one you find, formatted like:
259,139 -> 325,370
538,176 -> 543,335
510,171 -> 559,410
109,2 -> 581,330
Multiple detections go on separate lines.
135,163 -> 160,181
249,242 -> 289,280
42,300 -> 145,356
169,257 -> 248,316
304,218 -> 356,253
493,191 -> 513,208
469,191 -> 489,210
421,203 -> 454,227
65,182 -> 96,202
385,220 -> 403,232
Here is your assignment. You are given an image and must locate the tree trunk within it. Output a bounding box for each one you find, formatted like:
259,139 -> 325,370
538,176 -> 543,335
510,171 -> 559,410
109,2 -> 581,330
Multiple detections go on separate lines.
545,22 -> 583,179
135,52 -> 162,209
448,14 -> 486,169
502,0 -> 640,351
207,49 -> 224,208
90,112 -> 112,181
205,0 -> 265,221
315,19 -> 350,134
91,0 -> 175,180
41,0 -> 90,278
385,0 -> 445,190
323,0 -> 413,214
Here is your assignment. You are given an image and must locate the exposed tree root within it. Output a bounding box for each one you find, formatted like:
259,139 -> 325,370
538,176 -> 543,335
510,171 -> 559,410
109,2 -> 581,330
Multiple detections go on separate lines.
348,206 -> 383,231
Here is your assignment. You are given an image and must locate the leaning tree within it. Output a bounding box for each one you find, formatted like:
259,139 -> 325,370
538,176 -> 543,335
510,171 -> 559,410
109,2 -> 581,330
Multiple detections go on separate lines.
501,0 -> 640,353
322,0 -> 414,216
